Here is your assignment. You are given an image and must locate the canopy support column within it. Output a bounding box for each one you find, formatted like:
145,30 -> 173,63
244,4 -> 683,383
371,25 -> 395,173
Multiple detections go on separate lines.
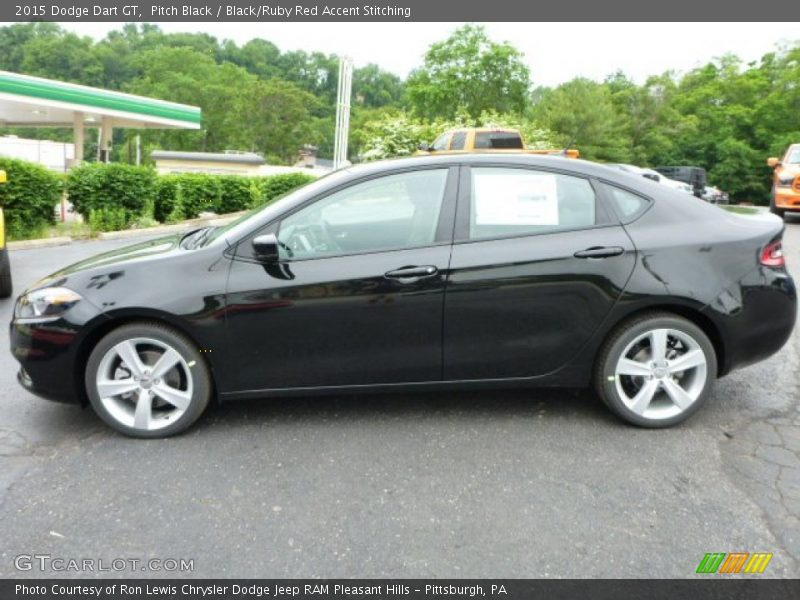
98,116 -> 113,163
72,111 -> 84,165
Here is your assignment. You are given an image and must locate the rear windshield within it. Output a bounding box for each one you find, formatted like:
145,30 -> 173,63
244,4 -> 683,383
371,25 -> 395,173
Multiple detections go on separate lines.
474,132 -> 524,150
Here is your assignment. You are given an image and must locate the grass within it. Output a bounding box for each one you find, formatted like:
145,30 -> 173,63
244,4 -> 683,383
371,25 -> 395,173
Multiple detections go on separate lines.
9,220 -> 92,242
720,205 -> 763,215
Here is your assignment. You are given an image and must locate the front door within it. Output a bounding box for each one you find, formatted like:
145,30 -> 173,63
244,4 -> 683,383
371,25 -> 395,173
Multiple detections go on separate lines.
224,167 -> 458,392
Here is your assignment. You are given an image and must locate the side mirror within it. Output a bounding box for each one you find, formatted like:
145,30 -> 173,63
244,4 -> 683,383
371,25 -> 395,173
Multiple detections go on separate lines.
251,233 -> 280,262
642,173 -> 660,182
418,143 -> 432,152
767,157 -> 781,168
0,170 -> 6,184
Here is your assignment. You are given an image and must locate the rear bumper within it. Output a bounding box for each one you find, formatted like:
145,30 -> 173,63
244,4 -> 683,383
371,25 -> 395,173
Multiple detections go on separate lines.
706,266 -> 797,376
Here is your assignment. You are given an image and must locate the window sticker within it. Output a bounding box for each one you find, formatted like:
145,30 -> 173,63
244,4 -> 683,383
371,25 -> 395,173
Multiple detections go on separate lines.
474,172 -> 559,226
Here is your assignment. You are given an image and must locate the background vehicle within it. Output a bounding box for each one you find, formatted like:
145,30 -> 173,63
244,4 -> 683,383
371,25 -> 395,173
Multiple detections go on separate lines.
656,166 -> 708,198
768,144 -> 800,219
9,155 -> 796,438
419,128 -> 580,158
0,169 -> 11,298
607,164 -> 694,195
702,186 -> 730,205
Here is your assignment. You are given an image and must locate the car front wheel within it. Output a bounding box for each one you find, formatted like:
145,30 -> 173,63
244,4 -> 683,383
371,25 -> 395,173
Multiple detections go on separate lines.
85,322 -> 212,438
594,313 -> 717,427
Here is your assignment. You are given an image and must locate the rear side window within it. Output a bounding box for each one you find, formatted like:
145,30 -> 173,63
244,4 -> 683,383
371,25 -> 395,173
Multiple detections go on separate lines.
450,131 -> 468,150
468,168 -> 596,240
605,185 -> 650,220
474,132 -> 524,150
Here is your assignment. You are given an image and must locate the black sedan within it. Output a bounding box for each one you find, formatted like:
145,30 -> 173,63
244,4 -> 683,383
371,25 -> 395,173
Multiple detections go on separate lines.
9,154 -> 797,437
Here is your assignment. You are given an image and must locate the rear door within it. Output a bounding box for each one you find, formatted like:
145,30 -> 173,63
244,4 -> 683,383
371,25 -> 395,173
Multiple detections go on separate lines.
443,165 -> 636,380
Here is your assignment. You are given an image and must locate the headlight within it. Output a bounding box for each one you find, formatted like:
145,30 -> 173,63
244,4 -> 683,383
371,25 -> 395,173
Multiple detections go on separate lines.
14,287 -> 82,322
778,173 -> 798,186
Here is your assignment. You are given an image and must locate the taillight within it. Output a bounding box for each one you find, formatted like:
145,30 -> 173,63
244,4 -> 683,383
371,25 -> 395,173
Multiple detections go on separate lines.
761,240 -> 785,268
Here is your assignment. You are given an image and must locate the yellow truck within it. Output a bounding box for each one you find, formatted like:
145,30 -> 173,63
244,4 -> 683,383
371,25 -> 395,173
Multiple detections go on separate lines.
418,127 -> 580,158
767,144 -> 800,220
0,169 -> 12,298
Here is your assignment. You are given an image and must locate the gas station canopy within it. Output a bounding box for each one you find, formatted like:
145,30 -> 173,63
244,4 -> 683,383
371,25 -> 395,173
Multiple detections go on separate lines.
0,70 -> 201,162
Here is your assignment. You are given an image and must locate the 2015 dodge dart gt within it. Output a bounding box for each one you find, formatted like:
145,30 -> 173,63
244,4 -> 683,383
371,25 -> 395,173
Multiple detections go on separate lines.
9,154 -> 797,437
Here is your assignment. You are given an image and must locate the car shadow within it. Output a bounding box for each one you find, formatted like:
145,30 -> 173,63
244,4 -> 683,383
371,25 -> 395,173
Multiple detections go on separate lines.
195,387 -> 616,434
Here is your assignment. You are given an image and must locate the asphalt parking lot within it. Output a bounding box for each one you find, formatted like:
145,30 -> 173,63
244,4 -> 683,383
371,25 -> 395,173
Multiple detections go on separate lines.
1,216 -> 799,579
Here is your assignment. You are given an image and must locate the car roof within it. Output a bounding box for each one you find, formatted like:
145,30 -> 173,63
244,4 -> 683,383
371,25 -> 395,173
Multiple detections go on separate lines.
344,153 -> 626,181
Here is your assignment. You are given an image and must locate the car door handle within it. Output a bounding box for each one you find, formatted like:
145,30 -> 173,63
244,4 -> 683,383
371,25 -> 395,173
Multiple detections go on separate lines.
573,246 -> 625,259
385,265 -> 438,283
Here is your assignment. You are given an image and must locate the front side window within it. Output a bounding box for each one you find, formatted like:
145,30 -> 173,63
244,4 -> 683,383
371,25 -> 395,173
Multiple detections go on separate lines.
469,168 -> 596,240
277,169 -> 449,260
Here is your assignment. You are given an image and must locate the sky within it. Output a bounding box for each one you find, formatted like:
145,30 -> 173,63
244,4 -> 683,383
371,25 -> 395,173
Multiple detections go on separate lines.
58,22 -> 800,87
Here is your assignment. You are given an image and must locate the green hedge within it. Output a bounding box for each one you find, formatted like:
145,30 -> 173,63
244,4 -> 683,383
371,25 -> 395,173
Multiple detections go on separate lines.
0,157 -> 62,239
154,174 -> 180,223
152,171 -> 316,222
66,163 -> 157,230
65,164 -> 317,231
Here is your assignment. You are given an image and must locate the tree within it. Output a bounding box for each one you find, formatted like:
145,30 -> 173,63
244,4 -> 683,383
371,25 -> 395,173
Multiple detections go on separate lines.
353,64 -> 404,108
407,25 -> 531,119
533,78 -> 630,162
126,47 -> 318,163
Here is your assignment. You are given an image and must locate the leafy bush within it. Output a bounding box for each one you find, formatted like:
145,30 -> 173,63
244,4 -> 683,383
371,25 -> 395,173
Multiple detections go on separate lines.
64,164 -> 317,230
66,163 -> 157,228
154,175 -> 181,223
168,173 -> 222,220
155,171 -> 316,220
88,206 -> 128,233
0,157 -> 62,239
217,176 -> 255,213
256,172 -> 317,206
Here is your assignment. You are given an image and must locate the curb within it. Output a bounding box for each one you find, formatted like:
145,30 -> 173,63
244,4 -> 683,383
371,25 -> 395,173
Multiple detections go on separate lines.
8,236 -> 72,250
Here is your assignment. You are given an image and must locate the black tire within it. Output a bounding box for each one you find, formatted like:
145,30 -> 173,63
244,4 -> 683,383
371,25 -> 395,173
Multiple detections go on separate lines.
0,248 -> 12,299
85,322 -> 212,438
593,312 -> 717,428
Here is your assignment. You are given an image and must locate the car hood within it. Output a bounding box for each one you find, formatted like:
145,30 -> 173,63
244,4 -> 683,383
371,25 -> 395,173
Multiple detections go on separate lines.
27,233 -> 186,294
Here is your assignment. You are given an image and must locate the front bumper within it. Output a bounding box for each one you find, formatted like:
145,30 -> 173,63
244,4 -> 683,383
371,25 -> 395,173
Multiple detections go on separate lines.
10,318 -> 83,403
774,187 -> 800,211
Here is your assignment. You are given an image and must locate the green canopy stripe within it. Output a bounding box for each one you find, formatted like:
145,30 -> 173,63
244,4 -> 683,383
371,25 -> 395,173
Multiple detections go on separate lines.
0,72 -> 201,125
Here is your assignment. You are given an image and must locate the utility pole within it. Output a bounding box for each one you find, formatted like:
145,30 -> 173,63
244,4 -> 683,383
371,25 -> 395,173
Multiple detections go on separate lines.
333,56 -> 353,170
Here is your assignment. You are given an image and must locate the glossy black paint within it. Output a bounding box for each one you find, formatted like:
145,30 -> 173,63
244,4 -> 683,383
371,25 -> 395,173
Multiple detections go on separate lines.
9,154 -> 797,405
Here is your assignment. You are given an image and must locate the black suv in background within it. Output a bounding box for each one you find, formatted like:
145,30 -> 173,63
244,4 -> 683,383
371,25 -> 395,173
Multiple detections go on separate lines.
656,166 -> 707,198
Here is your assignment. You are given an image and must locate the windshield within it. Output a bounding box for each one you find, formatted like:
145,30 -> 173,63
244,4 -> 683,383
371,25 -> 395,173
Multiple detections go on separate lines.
787,147 -> 800,164
205,169 -> 352,246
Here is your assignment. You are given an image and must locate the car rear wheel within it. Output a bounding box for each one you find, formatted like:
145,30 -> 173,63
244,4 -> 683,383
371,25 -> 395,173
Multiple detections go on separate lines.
85,323 -> 212,438
594,313 -> 717,427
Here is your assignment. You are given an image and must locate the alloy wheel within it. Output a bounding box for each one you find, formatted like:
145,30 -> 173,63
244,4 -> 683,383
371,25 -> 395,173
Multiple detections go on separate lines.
613,328 -> 708,420
95,337 -> 194,432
